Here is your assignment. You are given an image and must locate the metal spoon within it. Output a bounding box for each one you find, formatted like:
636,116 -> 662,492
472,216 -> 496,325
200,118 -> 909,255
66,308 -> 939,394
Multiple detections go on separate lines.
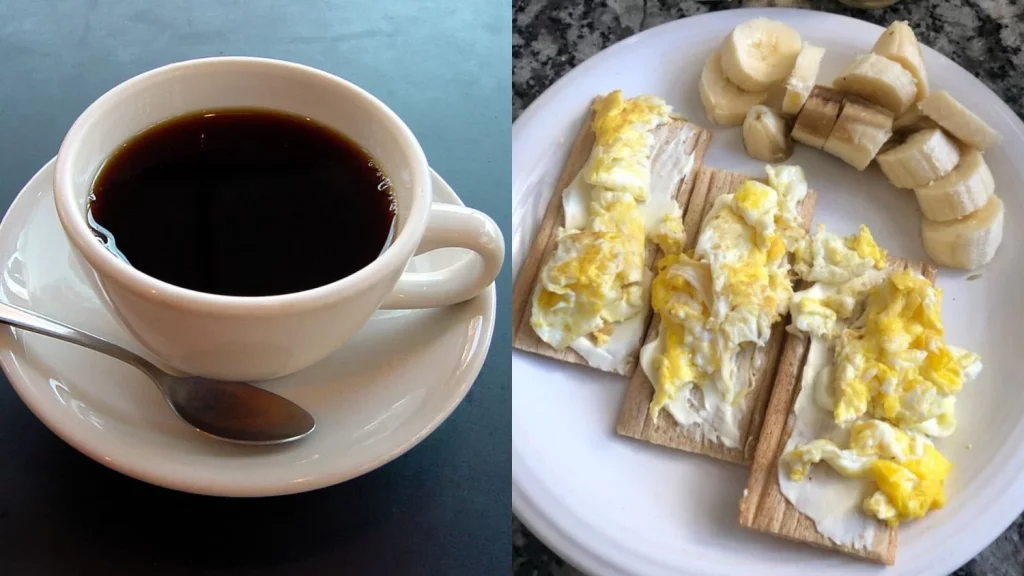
0,300 -> 315,445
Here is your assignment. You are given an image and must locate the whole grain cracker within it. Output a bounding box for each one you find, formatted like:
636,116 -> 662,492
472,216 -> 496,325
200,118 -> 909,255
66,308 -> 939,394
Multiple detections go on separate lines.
737,257 -> 938,565
511,104 -> 711,375
616,167 -> 817,464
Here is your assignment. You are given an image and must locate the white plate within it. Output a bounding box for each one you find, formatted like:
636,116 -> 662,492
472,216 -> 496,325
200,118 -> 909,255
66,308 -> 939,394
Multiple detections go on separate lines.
0,158 -> 495,497
512,8 -> 1024,576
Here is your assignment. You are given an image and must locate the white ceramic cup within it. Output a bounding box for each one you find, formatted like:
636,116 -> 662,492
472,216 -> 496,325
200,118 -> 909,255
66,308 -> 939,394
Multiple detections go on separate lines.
54,57 -> 504,381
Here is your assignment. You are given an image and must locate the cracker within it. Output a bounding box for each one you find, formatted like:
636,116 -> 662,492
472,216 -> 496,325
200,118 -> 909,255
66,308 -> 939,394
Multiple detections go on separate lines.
510,106 -> 712,375
737,257 -> 938,565
616,168 -> 817,464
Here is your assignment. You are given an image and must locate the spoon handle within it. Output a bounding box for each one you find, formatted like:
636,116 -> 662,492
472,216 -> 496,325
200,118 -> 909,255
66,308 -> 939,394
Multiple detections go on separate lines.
0,300 -> 158,377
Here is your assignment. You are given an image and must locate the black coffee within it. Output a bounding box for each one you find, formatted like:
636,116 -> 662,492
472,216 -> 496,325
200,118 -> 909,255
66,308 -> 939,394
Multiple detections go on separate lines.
88,108 -> 397,297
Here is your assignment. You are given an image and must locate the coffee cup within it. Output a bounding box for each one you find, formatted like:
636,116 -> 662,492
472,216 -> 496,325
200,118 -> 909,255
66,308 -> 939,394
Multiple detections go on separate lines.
54,56 -> 504,381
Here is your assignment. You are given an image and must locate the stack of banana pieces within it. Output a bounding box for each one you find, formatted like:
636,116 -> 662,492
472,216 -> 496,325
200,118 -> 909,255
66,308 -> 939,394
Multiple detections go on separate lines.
700,18 -> 1003,271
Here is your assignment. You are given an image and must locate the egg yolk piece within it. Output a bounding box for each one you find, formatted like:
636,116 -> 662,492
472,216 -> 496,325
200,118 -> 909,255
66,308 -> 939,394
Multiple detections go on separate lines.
865,444 -> 951,525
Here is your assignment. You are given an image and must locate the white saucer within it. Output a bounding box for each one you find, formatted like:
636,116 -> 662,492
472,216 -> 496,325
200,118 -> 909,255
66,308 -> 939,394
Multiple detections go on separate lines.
0,158 -> 495,497
513,8 -> 1024,576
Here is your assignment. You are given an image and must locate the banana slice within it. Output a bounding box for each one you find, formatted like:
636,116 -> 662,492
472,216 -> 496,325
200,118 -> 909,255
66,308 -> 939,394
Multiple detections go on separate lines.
893,107 -> 940,133
914,148 -> 994,221
833,53 -> 917,115
823,96 -> 894,170
791,86 -> 843,149
921,194 -> 1004,270
720,18 -> 803,92
871,21 -> 929,101
700,50 -> 769,126
918,90 -> 1002,150
743,105 -> 793,162
876,128 -> 961,189
782,43 -> 826,115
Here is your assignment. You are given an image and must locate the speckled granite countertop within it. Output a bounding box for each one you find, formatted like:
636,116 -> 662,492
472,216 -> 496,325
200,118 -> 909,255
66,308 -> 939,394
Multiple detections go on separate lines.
512,1 -> 1024,574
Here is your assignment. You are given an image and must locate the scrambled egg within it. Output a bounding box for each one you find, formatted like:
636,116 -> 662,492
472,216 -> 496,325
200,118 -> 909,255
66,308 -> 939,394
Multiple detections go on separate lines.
781,226 -> 982,527
794,225 -> 887,285
531,226 -> 646,348
789,225 -> 888,338
831,271 -> 981,428
647,253 -> 715,411
531,91 -> 683,355
586,91 -> 676,201
645,166 -> 808,419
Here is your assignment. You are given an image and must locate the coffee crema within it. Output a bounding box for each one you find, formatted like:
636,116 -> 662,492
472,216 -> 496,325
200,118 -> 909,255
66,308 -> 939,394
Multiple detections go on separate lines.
88,108 -> 397,297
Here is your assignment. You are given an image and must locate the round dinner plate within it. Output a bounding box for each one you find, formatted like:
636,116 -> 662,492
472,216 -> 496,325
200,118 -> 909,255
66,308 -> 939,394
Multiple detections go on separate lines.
0,158 -> 495,497
512,8 -> 1024,576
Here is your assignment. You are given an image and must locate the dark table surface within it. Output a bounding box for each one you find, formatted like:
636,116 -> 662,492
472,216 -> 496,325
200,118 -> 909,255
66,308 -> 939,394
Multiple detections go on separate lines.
0,1 -> 510,574
513,1 -> 1024,575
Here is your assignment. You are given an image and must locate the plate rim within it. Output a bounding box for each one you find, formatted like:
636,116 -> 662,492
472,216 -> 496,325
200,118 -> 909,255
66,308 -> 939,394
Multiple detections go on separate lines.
0,157 -> 497,497
512,7 -> 1024,575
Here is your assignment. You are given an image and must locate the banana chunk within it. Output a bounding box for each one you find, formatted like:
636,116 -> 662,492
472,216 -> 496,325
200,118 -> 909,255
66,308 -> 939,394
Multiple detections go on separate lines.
915,148 -> 994,221
921,194 -> 1004,270
833,53 -> 917,115
782,43 -> 826,115
872,21 -> 929,101
876,128 -> 960,189
700,50 -> 769,126
721,18 -> 803,92
918,90 -> 1002,150
823,96 -> 894,170
791,86 -> 843,149
743,105 -> 793,162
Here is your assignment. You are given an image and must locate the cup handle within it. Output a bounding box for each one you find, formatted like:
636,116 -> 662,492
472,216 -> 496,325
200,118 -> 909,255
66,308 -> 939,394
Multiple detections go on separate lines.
380,203 -> 504,309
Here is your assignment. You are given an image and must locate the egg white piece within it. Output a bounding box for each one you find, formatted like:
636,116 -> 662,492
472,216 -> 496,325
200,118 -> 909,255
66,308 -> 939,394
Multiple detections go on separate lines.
909,397 -> 957,437
570,269 -> 653,372
778,336 -> 882,550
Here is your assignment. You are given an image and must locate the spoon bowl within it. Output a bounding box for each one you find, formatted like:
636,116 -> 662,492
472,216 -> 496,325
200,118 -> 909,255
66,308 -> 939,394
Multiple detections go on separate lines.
160,376 -> 315,444
0,300 -> 316,445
